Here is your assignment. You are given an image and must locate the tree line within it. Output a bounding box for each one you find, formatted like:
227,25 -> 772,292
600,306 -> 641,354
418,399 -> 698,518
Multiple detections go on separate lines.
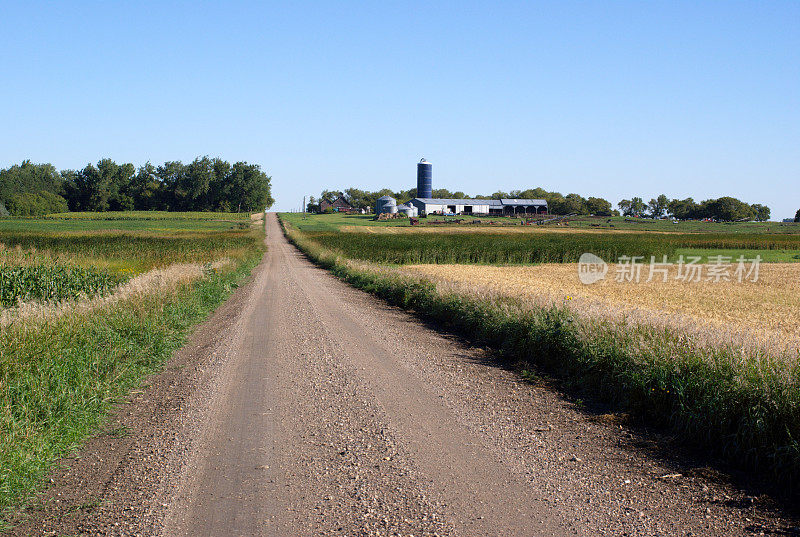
310,187 -> 771,221
619,195 -> 770,221
0,158 -> 274,216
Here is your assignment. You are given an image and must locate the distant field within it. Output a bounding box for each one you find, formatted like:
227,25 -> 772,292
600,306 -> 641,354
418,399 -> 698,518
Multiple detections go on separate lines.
281,212 -> 800,234
559,215 -> 800,234
303,230 -> 676,264
281,213 -> 800,264
0,211 -> 252,232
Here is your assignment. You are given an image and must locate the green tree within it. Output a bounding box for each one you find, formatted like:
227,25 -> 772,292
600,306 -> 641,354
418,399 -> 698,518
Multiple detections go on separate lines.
751,204 -> 770,222
0,160 -> 65,213
127,163 -> 161,210
795,209 -> 800,222
619,197 -> 646,217
704,197 -> 755,221
226,162 -> 273,212
63,163 -> 106,211
585,197 -> 613,216
154,161 -> 186,210
561,193 -> 587,214
320,190 -> 343,204
667,197 -> 698,220
546,192 -> 567,214
6,190 -> 68,216
344,188 -> 371,209
170,157 -> 215,211
648,194 -> 670,218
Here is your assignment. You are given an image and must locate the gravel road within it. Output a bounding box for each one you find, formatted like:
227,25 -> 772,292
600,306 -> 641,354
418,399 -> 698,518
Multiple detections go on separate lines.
8,213 -> 796,536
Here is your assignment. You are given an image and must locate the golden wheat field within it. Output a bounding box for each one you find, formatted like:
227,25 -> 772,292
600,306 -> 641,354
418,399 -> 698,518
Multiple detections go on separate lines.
399,263 -> 800,338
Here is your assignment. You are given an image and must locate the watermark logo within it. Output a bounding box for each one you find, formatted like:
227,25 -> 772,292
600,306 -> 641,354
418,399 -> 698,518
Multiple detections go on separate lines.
578,252 -> 608,284
577,253 -> 761,284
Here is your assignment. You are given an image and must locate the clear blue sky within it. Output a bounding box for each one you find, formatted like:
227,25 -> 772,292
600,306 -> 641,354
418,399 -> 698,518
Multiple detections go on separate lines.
1,1 -> 798,217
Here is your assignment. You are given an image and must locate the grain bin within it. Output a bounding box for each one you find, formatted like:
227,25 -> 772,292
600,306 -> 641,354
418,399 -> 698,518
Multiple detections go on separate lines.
417,158 -> 432,199
375,195 -> 397,214
397,203 -> 418,217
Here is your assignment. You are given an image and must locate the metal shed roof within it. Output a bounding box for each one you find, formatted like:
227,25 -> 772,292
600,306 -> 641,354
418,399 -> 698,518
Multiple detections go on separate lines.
412,198 -> 497,205
412,198 -> 547,206
500,198 -> 548,206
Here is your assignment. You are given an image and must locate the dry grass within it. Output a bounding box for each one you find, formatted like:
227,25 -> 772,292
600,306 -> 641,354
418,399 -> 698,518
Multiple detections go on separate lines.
399,263 -> 800,354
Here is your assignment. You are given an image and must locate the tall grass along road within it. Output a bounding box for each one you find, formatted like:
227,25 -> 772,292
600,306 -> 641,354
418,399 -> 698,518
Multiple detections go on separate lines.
0,212 -> 264,529
8,213 -> 796,535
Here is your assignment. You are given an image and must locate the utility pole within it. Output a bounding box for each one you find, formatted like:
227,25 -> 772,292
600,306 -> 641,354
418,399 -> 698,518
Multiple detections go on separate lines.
303,196 -> 306,219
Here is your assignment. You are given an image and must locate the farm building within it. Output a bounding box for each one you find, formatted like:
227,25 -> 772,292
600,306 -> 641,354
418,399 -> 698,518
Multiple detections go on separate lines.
408,198 -> 547,216
320,196 -> 354,213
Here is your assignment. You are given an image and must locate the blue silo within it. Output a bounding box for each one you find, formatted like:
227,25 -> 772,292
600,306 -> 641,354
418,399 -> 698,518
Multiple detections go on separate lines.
417,158 -> 432,199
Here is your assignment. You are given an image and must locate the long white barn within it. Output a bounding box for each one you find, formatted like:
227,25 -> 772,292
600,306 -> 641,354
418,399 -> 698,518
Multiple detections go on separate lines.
408,198 -> 547,216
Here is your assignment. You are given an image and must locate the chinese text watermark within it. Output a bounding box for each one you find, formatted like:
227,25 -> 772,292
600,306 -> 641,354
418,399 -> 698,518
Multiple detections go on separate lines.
578,254 -> 761,285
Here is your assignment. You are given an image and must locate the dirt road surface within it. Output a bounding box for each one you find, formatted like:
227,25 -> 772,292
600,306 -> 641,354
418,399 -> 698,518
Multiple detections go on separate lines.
8,213 -> 796,536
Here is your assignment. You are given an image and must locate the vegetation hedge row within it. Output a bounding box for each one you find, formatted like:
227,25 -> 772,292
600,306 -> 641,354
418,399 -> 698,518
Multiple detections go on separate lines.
281,217 -> 800,498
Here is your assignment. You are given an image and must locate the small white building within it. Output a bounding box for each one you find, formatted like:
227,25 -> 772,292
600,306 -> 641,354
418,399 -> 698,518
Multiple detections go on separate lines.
408,198 -> 547,216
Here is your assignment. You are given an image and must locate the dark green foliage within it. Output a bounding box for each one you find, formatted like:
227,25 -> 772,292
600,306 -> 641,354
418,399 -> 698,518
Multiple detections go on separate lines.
795,209 -> 800,223
751,204 -> 771,222
618,197 -> 647,217
0,266 -> 122,307
0,161 -> 64,203
5,191 -> 68,216
703,196 -> 756,221
648,194 -> 670,218
585,196 -> 613,216
667,197 -> 698,220
305,231 -> 676,264
0,161 -> 70,217
2,157 -> 273,215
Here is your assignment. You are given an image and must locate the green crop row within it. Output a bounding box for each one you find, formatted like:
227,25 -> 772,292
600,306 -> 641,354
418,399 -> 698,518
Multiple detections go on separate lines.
303,231 -> 677,264
0,265 -> 122,307
297,230 -> 800,266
